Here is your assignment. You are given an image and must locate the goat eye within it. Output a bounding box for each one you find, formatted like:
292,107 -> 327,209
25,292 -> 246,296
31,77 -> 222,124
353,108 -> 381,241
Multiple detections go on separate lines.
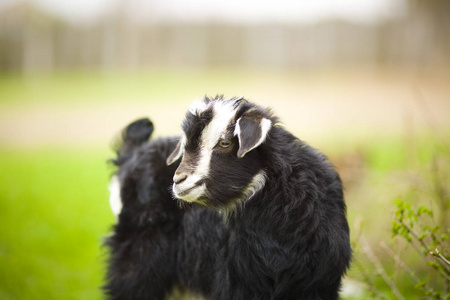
218,139 -> 232,148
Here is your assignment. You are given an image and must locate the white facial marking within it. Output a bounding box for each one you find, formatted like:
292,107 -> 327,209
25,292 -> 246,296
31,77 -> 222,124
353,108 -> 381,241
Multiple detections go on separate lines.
108,176 -> 122,217
188,99 -> 210,116
173,98 -> 240,202
203,100 -> 239,150
173,182 -> 207,203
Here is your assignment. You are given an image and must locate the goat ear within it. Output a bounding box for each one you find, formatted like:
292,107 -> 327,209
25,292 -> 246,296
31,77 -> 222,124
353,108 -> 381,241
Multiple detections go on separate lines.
124,118 -> 154,145
234,115 -> 272,158
167,138 -> 184,165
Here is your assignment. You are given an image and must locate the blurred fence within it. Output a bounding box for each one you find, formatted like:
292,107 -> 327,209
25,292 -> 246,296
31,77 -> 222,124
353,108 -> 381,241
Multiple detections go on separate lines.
0,1 -> 449,72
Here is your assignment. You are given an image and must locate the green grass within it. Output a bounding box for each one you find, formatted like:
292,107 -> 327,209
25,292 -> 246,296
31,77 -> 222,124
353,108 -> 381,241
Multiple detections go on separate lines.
0,147 -> 115,300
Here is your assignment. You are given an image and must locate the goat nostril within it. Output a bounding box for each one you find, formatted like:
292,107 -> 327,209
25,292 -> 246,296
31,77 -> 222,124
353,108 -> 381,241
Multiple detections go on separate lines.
174,173 -> 188,184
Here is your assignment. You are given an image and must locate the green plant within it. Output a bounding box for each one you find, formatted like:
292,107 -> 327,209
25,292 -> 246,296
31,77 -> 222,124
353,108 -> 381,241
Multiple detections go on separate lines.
354,154 -> 449,300
390,199 -> 449,299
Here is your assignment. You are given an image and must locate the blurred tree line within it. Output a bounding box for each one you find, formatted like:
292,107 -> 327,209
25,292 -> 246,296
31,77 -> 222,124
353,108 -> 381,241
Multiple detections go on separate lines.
0,0 -> 449,73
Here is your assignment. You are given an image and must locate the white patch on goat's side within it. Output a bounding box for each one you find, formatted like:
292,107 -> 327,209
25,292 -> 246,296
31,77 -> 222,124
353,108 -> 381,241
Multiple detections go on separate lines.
220,170 -> 267,219
243,170 -> 267,201
173,99 -> 240,203
108,176 -> 122,217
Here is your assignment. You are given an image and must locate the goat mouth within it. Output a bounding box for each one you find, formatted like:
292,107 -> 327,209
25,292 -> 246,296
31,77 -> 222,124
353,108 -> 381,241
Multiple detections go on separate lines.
176,185 -> 198,197
173,180 -> 205,200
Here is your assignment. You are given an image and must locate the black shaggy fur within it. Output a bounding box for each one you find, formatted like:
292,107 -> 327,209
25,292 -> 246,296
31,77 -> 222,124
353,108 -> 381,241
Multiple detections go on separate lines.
104,97 -> 352,300
104,119 -> 183,300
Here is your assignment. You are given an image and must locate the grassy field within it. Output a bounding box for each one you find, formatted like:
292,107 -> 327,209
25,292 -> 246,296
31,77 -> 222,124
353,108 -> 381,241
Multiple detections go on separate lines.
0,69 -> 448,299
0,147 -> 114,300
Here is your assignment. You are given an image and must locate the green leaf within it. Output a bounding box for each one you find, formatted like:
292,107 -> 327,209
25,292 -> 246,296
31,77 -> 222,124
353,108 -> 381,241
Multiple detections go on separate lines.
431,225 -> 441,234
418,232 -> 427,241
414,280 -> 425,289
404,202 -> 411,209
417,205 -> 433,217
391,220 -> 401,236
426,261 -> 439,270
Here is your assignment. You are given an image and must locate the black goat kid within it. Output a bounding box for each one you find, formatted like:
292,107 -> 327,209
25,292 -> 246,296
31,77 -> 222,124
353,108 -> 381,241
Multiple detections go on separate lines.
104,118 -> 183,299
105,96 -> 351,300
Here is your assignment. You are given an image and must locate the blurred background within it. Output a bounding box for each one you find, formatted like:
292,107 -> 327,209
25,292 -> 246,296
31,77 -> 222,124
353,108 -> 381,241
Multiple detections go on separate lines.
0,0 -> 449,299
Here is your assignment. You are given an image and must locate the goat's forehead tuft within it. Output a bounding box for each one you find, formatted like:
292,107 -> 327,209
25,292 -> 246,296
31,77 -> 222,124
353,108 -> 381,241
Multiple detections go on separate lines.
182,96 -> 256,153
188,99 -> 210,116
200,99 -> 242,148
188,96 -> 244,116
